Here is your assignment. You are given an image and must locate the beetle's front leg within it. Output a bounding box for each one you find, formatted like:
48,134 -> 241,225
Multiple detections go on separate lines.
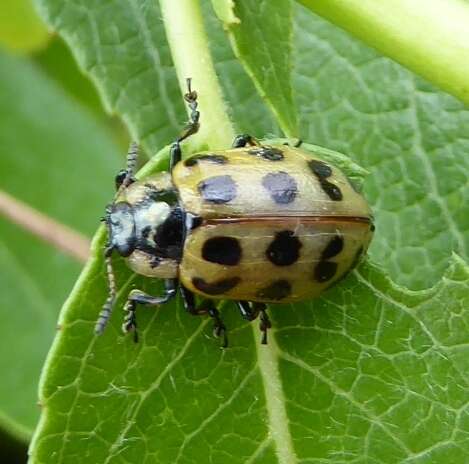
170,142 -> 182,172
179,285 -> 228,348
169,78 -> 200,173
232,134 -> 260,148
122,278 -> 178,342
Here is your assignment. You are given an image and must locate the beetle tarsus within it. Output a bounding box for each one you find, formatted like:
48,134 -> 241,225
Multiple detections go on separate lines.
208,306 -> 228,348
122,299 -> 138,343
258,305 -> 271,345
236,301 -> 271,344
168,79 -> 200,172
121,280 -> 178,342
180,286 -> 228,347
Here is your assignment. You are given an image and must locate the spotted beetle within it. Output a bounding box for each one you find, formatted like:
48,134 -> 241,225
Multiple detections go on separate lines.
96,79 -> 374,346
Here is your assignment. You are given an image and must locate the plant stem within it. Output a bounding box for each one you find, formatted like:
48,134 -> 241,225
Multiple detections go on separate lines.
159,0 -> 235,150
298,0 -> 469,105
0,190 -> 89,263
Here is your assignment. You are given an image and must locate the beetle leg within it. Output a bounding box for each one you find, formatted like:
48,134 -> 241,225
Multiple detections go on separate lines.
170,142 -> 182,172
236,300 -> 257,321
232,134 -> 260,148
179,78 -> 200,143
180,286 -> 228,348
122,279 -> 178,343
236,302 -> 271,344
256,303 -> 272,345
170,78 -> 200,172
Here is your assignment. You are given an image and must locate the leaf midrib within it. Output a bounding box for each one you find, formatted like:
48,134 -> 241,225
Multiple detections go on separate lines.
255,321 -> 299,464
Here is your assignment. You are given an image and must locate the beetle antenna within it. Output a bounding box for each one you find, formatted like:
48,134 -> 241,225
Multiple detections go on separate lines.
95,247 -> 117,335
97,141 -> 138,336
115,142 -> 139,197
125,141 -> 138,183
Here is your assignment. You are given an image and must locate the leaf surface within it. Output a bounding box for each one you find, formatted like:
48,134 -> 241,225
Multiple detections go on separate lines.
215,0 -> 298,138
293,6 -> 469,290
29,228 -> 469,463
28,1 -> 469,463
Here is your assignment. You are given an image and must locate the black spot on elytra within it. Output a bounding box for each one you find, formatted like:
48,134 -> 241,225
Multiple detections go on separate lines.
321,235 -> 344,260
323,246 -> 365,289
320,180 -> 343,201
184,154 -> 228,167
202,236 -> 242,266
192,276 -> 241,295
262,171 -> 297,204
308,159 -> 332,179
248,146 -> 284,161
314,261 -> 338,282
266,230 -> 302,266
198,175 -> 237,204
370,223 -> 376,232
257,279 -> 292,300
308,159 -> 343,201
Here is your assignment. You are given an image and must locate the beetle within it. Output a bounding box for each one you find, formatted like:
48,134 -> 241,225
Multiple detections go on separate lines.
95,79 -> 374,346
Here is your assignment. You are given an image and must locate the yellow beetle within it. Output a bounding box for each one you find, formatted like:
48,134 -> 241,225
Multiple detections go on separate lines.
96,80 -> 374,346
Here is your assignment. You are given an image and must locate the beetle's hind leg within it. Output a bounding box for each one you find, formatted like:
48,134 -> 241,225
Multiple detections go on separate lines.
236,301 -> 272,345
180,286 -> 228,348
170,78 -> 200,171
122,279 -> 178,343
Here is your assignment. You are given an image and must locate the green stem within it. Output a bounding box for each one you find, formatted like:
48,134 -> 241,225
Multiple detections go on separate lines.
159,0 -> 235,150
298,0 -> 469,105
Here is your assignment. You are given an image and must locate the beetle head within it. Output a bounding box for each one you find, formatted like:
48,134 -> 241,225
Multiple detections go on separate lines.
104,201 -> 137,257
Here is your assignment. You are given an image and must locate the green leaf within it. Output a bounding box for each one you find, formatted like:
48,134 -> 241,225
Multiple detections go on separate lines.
0,0 -> 50,53
290,5 -> 469,290
297,0 -> 469,107
0,50 -> 121,436
27,1 -> 469,463
217,0 -> 298,137
34,37 -> 110,120
29,227 -> 469,463
201,1 -> 280,139
34,0 -> 185,155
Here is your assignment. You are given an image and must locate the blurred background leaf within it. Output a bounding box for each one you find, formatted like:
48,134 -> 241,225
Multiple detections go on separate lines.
0,0 -> 50,54
0,39 -> 121,462
0,46 -> 120,429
